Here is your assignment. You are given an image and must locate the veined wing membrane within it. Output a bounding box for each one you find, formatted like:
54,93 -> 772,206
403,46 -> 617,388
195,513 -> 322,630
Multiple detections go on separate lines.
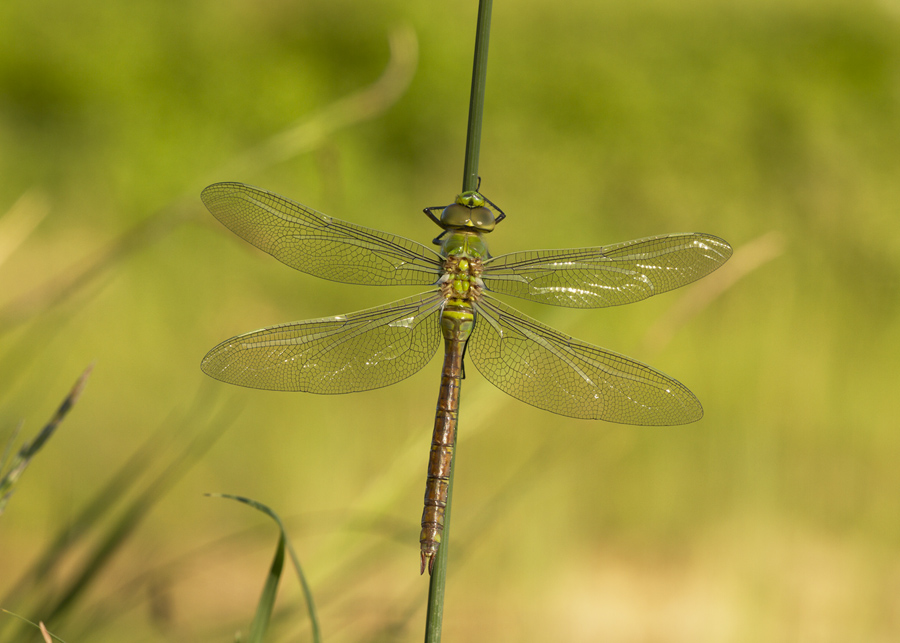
202,182 -> 443,286
481,233 -> 732,308
470,296 -> 702,424
202,292 -> 444,393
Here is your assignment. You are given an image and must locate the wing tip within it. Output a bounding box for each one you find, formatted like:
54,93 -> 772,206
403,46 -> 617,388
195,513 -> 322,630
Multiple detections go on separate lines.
200,181 -> 249,206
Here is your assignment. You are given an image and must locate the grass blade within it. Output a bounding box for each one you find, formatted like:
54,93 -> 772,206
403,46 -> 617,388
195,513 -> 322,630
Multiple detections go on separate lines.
0,365 -> 92,516
0,609 -> 67,643
248,531 -> 285,643
210,494 -> 321,643
0,393 -> 236,643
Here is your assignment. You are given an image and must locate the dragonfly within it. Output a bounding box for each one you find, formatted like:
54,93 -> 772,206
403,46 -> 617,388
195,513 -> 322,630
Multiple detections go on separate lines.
200,182 -> 732,574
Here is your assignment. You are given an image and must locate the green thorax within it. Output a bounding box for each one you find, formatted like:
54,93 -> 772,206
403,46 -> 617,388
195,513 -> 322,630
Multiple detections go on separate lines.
432,191 -> 499,326
438,230 -> 487,343
439,229 -> 490,262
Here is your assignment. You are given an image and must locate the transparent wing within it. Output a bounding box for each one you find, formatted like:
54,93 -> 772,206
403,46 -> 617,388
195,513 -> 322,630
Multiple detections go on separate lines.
202,182 -> 443,286
481,233 -> 732,308
201,292 -> 444,393
469,296 -> 702,424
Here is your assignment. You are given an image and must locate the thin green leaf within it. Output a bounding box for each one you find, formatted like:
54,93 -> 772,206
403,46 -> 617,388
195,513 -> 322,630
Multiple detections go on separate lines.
0,365 -> 92,516
248,532 -> 285,643
3,395 -> 235,640
209,494 -> 322,643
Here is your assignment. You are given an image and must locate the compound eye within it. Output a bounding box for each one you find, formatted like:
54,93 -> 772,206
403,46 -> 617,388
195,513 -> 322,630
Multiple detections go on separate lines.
468,206 -> 496,231
440,203 -> 474,228
440,204 -> 496,231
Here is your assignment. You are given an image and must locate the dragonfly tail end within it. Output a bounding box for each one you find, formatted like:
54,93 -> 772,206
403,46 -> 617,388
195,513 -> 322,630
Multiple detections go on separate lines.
420,550 -> 437,575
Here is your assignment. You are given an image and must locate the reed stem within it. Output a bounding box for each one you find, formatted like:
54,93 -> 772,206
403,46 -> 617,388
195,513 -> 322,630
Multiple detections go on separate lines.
461,0 -> 493,193
425,2 -> 493,641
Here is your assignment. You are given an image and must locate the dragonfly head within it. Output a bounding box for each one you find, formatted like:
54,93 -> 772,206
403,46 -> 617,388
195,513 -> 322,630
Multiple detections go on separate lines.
438,191 -> 499,233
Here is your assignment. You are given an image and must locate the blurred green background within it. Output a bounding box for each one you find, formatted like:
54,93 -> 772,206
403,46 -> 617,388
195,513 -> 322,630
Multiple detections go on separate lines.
1,0 -> 899,640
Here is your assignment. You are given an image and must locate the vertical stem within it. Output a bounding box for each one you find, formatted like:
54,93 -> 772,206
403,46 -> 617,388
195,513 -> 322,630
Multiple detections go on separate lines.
461,0 -> 494,193
423,462 -> 456,642
425,5 -> 493,641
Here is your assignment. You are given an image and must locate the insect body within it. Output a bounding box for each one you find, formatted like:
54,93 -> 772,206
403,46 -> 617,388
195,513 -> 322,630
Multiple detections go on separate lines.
200,183 -> 732,573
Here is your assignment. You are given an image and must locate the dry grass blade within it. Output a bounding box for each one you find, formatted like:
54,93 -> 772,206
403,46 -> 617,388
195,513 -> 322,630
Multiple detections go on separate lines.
0,610 -> 67,643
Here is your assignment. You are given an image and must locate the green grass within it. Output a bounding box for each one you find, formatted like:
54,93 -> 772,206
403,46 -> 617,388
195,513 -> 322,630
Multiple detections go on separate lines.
2,0 -> 900,640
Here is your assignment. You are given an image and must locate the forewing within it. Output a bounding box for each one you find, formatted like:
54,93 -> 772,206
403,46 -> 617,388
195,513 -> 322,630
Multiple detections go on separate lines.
469,296 -> 702,424
201,292 -> 443,393
202,182 -> 443,286
481,233 -> 732,308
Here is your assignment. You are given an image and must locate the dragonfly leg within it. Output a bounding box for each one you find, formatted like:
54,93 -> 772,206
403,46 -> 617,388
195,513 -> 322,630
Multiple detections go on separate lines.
423,205 -> 444,224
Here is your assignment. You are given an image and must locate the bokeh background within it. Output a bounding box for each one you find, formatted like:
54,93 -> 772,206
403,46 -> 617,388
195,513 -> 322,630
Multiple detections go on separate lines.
2,0 -> 899,640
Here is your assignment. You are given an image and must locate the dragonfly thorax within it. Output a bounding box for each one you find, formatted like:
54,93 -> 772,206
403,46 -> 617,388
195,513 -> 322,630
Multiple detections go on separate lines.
440,254 -> 485,302
439,229 -> 490,262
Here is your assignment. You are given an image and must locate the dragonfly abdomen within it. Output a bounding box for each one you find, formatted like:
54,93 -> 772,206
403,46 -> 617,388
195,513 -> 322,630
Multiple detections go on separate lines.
420,300 -> 474,574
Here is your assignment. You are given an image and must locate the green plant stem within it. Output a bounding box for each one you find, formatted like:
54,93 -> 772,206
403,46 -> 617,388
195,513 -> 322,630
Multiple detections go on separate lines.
425,5 -> 493,640
423,460 -> 456,642
461,0 -> 494,193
